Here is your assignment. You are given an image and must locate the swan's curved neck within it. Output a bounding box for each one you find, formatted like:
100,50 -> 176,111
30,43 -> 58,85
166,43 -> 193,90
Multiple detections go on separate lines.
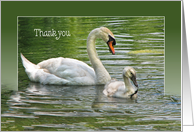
123,75 -> 134,92
87,29 -> 111,84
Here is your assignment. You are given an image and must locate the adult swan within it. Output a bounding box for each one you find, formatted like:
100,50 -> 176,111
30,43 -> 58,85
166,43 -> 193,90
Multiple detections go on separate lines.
21,27 -> 116,85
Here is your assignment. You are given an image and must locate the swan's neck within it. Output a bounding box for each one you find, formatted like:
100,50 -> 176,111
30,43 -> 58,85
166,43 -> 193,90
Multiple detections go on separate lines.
123,75 -> 134,93
87,29 -> 111,84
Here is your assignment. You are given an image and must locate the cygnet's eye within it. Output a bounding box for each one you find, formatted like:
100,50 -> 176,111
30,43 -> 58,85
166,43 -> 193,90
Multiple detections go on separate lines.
130,71 -> 136,78
130,71 -> 133,76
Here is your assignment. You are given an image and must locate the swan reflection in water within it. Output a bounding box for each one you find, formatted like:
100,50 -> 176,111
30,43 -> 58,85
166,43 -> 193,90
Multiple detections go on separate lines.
13,83 -> 137,110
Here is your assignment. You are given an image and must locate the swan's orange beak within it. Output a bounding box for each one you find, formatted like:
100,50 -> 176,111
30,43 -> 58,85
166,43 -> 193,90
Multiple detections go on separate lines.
108,41 -> 115,55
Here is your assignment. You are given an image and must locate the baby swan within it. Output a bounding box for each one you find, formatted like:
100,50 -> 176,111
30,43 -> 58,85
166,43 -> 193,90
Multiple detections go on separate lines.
103,66 -> 138,100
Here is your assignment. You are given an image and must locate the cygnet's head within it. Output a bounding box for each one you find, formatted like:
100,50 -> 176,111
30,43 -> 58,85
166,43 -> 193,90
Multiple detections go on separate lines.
123,66 -> 138,87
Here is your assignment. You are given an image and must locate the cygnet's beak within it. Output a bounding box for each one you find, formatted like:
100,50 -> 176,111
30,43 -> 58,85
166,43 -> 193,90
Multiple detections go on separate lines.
131,75 -> 138,88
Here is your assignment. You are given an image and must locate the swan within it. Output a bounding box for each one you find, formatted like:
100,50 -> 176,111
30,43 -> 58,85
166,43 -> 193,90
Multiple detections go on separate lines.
21,27 -> 116,85
103,66 -> 138,99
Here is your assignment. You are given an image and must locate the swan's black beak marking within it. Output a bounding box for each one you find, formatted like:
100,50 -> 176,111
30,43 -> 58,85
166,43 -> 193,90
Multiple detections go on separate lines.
107,35 -> 116,55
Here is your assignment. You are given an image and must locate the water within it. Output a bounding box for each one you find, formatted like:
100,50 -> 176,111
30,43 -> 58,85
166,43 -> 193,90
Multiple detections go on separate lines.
1,17 -> 181,131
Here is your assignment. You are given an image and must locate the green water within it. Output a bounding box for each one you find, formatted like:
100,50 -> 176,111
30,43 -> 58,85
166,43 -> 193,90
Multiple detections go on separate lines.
1,17 -> 181,131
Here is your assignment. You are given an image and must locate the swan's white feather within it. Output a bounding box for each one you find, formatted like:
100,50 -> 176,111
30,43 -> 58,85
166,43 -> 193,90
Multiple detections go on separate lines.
37,57 -> 96,85
21,54 -> 96,85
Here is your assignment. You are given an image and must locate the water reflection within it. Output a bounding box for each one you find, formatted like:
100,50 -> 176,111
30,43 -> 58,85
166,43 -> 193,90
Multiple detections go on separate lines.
19,83 -> 137,108
26,83 -> 96,98
3,83 -> 138,119
2,82 -> 181,131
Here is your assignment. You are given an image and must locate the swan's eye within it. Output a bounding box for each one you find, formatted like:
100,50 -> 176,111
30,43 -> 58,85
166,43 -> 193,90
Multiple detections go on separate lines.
107,35 -> 116,45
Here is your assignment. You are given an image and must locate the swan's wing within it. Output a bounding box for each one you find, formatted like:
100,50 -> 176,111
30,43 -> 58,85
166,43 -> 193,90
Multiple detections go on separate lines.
103,80 -> 125,96
37,57 -> 96,84
28,68 -> 71,85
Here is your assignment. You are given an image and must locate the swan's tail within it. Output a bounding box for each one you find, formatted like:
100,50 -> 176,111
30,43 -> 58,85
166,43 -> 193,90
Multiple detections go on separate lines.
20,53 -> 40,70
20,53 -> 70,85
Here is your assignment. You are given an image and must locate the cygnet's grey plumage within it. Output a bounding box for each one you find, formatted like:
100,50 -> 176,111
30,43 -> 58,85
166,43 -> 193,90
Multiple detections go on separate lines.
103,66 -> 138,99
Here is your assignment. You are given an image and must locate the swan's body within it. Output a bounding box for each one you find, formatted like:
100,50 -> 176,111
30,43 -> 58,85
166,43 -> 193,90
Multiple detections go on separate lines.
103,66 -> 138,99
21,27 -> 116,85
